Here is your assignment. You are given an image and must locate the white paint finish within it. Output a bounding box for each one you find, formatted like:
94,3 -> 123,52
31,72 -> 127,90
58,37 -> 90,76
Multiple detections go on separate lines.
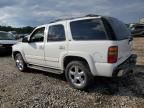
44,41 -> 67,68
68,41 -> 114,63
94,62 -> 115,76
22,42 -> 45,65
117,39 -> 132,63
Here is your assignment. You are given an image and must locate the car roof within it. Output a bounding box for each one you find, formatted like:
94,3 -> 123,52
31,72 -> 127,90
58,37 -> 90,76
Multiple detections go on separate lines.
38,14 -> 103,27
36,14 -> 115,28
49,14 -> 101,23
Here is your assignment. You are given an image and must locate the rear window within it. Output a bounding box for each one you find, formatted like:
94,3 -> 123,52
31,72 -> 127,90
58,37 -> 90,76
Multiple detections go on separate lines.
70,19 -> 107,40
106,17 -> 131,40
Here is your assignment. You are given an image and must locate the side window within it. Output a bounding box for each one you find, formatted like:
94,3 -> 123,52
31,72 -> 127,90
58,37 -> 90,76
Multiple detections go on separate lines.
70,19 -> 107,40
30,27 -> 45,42
47,25 -> 65,41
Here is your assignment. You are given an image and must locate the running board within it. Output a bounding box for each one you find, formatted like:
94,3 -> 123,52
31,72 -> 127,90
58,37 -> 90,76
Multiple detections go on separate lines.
27,64 -> 63,74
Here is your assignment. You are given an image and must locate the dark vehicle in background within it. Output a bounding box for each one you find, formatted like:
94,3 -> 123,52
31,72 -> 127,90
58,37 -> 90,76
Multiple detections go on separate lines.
18,34 -> 29,39
131,24 -> 144,37
9,31 -> 18,39
0,31 -> 17,48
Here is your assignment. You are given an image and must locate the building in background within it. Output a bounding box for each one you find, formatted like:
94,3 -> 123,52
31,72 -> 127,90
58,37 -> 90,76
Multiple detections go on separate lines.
140,17 -> 144,24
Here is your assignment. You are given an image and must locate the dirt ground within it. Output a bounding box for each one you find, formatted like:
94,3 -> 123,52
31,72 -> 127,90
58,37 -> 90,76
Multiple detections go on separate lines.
0,49 -> 144,108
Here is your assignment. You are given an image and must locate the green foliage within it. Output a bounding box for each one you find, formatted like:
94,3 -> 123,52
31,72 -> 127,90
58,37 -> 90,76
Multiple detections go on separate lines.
0,26 -> 35,34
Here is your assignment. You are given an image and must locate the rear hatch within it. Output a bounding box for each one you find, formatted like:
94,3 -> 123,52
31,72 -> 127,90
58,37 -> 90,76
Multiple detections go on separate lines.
103,17 -> 132,63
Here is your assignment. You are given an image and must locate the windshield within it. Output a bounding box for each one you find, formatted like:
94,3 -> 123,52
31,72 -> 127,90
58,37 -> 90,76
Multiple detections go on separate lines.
0,32 -> 15,40
106,17 -> 131,40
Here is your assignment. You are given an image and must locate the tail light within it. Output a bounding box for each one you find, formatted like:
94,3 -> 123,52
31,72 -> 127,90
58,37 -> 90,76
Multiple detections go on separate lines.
108,46 -> 118,63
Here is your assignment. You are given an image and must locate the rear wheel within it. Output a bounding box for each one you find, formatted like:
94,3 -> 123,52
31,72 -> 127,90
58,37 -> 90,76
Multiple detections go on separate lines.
14,53 -> 27,72
65,61 -> 94,90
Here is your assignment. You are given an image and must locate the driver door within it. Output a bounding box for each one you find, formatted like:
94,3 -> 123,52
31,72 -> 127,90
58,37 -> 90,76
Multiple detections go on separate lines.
23,27 -> 45,66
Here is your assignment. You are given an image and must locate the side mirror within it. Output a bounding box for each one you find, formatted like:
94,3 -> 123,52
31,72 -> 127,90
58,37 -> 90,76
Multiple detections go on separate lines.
22,37 -> 29,43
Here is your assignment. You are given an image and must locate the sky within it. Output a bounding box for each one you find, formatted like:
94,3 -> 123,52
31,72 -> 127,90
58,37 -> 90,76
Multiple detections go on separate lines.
0,0 -> 144,27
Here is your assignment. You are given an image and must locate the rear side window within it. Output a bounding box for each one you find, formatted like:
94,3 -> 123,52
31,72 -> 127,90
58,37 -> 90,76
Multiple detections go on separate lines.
70,19 -> 107,40
106,17 -> 131,40
48,25 -> 65,41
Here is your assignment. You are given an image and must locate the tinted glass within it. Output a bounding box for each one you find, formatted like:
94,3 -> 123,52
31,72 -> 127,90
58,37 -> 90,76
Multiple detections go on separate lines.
0,32 -> 15,40
135,26 -> 144,29
102,18 -> 116,40
106,17 -> 131,40
48,25 -> 65,41
70,19 -> 107,40
30,27 -> 45,42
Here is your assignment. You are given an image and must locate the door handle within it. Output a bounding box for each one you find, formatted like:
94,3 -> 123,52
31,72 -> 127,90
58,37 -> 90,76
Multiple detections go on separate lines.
59,45 -> 65,50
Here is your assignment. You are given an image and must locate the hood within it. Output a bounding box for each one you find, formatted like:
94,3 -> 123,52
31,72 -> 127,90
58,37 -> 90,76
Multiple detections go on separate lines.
0,40 -> 18,45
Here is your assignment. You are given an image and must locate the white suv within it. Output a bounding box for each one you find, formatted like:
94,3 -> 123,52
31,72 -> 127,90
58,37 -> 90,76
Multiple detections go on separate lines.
12,15 -> 137,90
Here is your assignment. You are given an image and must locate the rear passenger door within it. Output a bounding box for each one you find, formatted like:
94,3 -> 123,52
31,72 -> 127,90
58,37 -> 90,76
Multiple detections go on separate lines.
45,23 -> 67,69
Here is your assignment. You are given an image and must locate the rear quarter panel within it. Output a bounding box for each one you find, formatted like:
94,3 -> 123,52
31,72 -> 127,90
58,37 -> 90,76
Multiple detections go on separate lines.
68,41 -> 115,63
67,41 -> 117,76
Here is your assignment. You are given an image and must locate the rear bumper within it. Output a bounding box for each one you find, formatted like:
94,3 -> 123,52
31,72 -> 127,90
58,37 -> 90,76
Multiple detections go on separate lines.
112,54 -> 137,77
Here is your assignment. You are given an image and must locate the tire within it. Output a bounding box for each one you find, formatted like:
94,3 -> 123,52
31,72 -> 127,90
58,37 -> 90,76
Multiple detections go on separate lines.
14,53 -> 27,72
65,61 -> 94,90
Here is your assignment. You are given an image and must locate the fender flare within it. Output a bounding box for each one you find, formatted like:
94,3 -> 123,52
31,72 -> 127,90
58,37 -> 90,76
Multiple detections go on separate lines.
59,51 -> 97,76
12,48 -> 27,63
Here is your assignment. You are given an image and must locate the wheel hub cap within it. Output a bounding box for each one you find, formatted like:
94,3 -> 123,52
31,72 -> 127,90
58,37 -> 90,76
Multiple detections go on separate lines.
16,56 -> 23,70
69,65 -> 86,87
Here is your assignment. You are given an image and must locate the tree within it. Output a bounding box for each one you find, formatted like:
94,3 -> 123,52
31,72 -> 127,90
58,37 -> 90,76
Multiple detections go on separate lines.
0,25 -> 35,34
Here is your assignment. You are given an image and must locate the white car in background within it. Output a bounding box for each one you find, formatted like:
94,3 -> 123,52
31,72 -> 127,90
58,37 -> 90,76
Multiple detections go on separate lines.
0,31 -> 17,48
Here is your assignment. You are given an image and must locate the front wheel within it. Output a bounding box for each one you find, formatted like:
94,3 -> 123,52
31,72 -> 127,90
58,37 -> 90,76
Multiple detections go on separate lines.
14,53 -> 27,72
65,61 -> 94,90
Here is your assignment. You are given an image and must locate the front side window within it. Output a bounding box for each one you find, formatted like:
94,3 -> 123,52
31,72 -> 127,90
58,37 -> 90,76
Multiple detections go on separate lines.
30,27 -> 45,42
70,19 -> 107,40
48,25 -> 65,41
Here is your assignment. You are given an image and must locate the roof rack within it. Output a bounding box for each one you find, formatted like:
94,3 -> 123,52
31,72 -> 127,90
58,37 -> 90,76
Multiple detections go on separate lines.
49,14 -> 100,24
49,18 -> 73,23
85,14 -> 100,17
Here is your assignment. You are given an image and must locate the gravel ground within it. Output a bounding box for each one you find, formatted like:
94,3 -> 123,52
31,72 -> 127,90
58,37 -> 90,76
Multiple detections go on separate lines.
0,51 -> 144,108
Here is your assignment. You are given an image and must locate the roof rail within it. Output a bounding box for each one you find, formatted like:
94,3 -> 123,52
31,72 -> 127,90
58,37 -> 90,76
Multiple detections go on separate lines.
49,17 -> 76,24
49,14 -> 101,24
49,19 -> 63,23
85,14 -> 100,17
